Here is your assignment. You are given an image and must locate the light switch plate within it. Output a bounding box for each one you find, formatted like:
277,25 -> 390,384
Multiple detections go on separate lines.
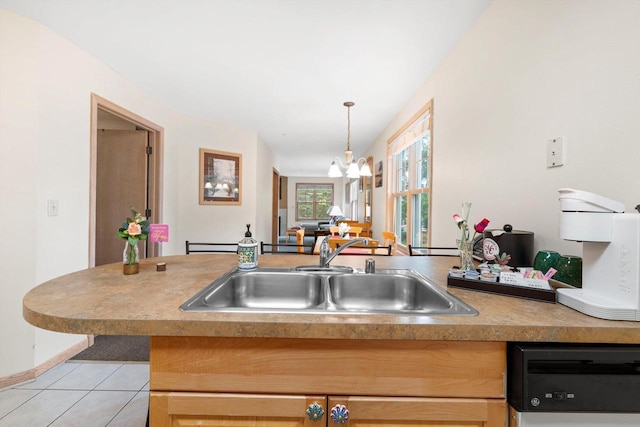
547,137 -> 564,168
47,199 -> 59,216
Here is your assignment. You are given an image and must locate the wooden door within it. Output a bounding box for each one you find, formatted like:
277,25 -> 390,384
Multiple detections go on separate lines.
149,392 -> 326,427
96,129 -> 148,266
327,396 -> 506,427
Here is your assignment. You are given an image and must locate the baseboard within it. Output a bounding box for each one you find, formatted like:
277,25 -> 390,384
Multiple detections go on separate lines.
0,335 -> 92,389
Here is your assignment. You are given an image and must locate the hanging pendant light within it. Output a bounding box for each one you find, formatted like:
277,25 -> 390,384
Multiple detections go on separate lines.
328,101 -> 372,178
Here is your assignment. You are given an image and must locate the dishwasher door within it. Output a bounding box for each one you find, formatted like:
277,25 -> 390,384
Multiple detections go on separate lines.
508,342 -> 640,426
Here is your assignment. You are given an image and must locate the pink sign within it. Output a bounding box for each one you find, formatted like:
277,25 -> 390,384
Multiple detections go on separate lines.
149,224 -> 169,242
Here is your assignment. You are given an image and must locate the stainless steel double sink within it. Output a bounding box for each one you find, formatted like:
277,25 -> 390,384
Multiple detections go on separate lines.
180,267 -> 477,316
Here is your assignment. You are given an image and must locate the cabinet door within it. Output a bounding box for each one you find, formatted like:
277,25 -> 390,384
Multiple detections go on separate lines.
150,392 -> 327,427
327,396 -> 506,427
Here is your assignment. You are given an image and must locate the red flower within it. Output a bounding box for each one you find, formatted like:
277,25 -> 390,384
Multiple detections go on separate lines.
474,218 -> 490,234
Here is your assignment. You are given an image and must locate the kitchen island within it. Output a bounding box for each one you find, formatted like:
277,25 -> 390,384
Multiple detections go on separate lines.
23,255 -> 640,426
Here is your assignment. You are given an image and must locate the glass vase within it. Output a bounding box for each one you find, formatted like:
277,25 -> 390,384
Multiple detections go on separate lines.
457,239 -> 475,271
123,241 -> 140,275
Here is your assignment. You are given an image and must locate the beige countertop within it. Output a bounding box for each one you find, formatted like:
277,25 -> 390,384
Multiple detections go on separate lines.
23,254 -> 640,343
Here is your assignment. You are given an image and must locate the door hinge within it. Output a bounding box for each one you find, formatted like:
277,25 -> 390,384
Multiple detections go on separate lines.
145,208 -> 151,218
146,146 -> 153,155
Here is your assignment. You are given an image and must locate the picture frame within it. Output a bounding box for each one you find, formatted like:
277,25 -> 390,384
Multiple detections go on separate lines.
375,160 -> 383,188
199,148 -> 242,205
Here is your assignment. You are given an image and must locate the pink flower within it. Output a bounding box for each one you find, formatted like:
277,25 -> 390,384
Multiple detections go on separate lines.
127,222 -> 142,236
474,218 -> 490,234
453,214 -> 465,229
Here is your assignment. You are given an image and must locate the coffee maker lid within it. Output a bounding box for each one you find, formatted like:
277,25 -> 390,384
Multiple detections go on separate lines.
558,188 -> 625,213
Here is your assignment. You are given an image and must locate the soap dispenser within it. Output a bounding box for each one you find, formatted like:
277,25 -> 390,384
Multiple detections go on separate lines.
238,224 -> 258,270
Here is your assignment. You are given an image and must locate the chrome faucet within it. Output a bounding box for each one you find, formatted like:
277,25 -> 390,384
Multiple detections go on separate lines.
318,236 -> 369,268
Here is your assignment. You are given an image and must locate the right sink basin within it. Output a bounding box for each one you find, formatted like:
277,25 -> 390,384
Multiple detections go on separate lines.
327,271 -> 478,315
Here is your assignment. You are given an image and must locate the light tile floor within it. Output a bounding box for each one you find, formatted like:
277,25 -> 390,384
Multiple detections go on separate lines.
0,362 -> 149,427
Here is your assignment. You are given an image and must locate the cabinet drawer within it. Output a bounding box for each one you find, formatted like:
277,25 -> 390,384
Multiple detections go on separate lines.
151,337 -> 505,398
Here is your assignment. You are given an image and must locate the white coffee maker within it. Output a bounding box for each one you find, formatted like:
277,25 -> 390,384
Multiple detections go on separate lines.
556,188 -> 640,321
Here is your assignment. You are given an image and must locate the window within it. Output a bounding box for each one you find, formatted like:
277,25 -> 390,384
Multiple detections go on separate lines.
296,183 -> 333,221
386,101 -> 432,250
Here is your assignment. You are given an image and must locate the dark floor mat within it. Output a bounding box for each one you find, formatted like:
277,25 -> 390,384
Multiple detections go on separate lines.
70,335 -> 150,362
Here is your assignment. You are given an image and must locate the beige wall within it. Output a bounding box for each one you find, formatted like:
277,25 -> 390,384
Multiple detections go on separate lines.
366,0 -> 640,255
0,9 -> 274,378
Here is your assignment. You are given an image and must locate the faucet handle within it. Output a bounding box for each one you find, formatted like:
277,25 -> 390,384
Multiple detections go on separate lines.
365,258 -> 375,274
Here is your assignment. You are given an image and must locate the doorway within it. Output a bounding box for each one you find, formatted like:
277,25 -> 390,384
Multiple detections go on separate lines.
89,94 -> 164,267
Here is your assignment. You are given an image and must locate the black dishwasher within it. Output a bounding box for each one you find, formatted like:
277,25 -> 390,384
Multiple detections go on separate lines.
507,342 -> 640,426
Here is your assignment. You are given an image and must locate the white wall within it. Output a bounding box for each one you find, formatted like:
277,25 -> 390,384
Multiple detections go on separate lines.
0,9 -> 273,378
176,115 -> 268,244
367,0 -> 640,256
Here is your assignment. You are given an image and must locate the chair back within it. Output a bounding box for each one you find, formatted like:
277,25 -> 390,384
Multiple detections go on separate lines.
330,225 -> 361,237
335,243 -> 392,256
381,231 -> 397,255
260,242 -> 312,255
295,229 -> 306,253
348,226 -> 362,237
186,241 -> 238,254
408,245 -> 458,257
337,221 -> 372,237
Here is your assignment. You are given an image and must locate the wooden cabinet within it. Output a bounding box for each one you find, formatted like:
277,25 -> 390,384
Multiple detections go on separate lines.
150,393 -> 326,427
149,337 -> 506,426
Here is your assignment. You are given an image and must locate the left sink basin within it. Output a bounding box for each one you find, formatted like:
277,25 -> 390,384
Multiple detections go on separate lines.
180,268 -> 325,312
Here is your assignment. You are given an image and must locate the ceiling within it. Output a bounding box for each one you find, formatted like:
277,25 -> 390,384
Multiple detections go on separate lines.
0,0 -> 491,176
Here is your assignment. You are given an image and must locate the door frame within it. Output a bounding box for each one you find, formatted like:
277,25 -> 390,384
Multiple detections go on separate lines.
271,168 -> 280,244
89,93 -> 164,267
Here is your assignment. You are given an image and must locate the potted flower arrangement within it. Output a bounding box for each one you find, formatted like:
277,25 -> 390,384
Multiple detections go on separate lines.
453,202 -> 489,270
117,206 -> 150,275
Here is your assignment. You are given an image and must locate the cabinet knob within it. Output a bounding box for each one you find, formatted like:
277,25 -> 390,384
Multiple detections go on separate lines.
330,403 -> 349,424
306,402 -> 325,422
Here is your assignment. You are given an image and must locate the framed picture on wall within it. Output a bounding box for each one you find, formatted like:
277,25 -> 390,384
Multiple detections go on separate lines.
199,148 -> 242,205
375,161 -> 383,188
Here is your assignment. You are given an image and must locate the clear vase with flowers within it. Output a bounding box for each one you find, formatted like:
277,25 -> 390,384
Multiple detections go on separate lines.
117,206 -> 150,275
453,203 -> 489,271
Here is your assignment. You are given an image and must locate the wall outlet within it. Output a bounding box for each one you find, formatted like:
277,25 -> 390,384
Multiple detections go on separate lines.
47,199 -> 59,216
547,137 -> 564,168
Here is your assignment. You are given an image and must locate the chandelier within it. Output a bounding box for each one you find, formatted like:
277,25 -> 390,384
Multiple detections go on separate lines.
328,101 -> 372,179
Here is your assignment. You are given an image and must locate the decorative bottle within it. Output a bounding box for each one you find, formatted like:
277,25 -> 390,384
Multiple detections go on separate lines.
238,224 -> 258,270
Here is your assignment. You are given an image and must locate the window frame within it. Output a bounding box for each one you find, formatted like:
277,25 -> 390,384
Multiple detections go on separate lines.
295,183 -> 334,221
385,100 -> 433,254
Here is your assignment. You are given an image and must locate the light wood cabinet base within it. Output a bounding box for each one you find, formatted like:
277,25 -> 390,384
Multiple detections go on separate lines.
149,337 -> 507,426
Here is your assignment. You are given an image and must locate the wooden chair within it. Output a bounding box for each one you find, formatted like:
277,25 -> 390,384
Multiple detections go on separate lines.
295,229 -> 306,254
330,225 -> 362,237
337,221 -> 372,237
260,242 -> 312,254
186,241 -> 238,254
336,244 -> 392,256
408,245 -> 458,257
348,226 -> 362,237
381,231 -> 397,255
327,238 -> 379,251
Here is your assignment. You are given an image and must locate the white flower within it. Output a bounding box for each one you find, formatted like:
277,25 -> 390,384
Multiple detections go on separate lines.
338,222 -> 350,235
